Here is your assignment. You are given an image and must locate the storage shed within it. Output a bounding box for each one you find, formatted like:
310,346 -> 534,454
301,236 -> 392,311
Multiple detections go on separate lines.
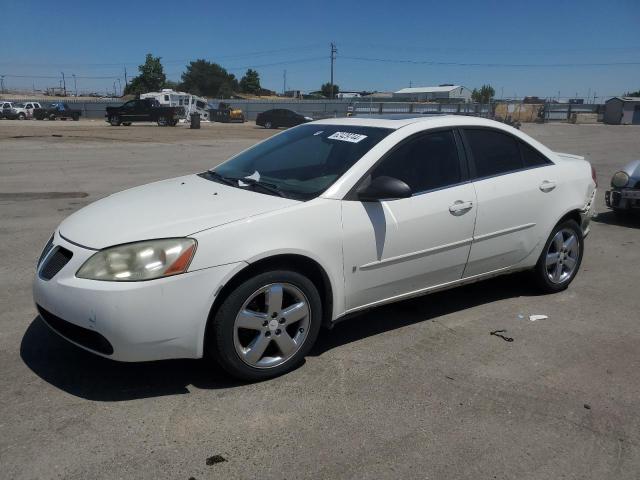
604,97 -> 640,125
393,85 -> 472,102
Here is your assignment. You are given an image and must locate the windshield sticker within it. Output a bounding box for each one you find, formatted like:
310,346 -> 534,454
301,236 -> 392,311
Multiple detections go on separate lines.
313,130 -> 324,136
327,132 -> 368,143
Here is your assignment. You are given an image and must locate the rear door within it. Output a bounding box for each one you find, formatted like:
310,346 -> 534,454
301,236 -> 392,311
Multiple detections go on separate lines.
461,127 -> 557,277
341,129 -> 477,310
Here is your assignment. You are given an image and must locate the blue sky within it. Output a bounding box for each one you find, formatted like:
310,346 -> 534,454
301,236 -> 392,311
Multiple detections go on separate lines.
2,0 -> 639,99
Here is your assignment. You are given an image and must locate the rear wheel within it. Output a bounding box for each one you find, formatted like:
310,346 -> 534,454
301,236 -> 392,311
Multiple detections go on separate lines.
533,219 -> 583,293
157,116 -> 168,126
208,270 -> 322,381
48,114 -> 56,121
72,113 -> 79,121
122,122 -> 132,126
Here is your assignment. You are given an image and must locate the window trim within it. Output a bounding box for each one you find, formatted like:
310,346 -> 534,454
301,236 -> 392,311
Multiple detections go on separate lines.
345,127 -> 470,201
458,126 -> 554,182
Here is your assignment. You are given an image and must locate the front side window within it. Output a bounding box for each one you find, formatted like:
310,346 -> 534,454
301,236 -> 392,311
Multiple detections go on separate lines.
465,128 -> 522,177
369,130 -> 462,193
211,124 -> 392,200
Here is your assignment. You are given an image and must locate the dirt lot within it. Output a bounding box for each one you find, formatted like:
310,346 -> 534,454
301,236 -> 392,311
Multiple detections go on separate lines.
1,119 -> 639,479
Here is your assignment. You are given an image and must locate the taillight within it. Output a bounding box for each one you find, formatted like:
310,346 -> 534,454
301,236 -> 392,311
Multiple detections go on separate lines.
591,165 -> 597,187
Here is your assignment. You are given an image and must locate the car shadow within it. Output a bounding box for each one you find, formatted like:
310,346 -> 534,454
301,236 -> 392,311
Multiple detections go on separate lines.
592,210 -> 640,228
22,272 -> 539,402
20,318 -> 243,402
311,272 -> 540,356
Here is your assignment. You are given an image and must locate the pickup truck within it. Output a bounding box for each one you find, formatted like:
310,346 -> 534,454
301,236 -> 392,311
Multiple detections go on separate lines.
105,98 -> 181,126
33,103 -> 81,121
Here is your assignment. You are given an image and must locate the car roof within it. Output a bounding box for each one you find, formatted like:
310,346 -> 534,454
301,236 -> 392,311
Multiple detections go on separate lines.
312,114 -> 511,130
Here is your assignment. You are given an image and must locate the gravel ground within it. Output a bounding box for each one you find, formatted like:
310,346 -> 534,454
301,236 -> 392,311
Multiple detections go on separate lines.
1,119 -> 639,479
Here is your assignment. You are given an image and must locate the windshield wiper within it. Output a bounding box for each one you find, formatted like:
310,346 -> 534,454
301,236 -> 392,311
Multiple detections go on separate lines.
204,170 -> 237,186
235,177 -> 287,198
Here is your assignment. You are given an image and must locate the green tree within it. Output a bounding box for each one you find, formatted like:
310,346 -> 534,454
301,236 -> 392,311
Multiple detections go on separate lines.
239,69 -> 261,94
180,59 -> 238,97
471,84 -> 495,103
625,89 -> 640,96
124,54 -> 167,95
321,82 -> 339,98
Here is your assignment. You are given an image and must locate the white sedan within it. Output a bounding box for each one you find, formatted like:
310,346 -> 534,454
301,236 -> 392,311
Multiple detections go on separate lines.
33,115 -> 597,380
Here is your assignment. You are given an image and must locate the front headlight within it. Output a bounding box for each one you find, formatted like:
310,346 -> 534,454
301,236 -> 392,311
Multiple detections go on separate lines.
77,238 -> 196,281
611,171 -> 629,188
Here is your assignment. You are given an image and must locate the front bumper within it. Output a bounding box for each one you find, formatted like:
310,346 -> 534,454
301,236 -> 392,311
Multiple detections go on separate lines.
33,231 -> 243,361
605,188 -> 640,211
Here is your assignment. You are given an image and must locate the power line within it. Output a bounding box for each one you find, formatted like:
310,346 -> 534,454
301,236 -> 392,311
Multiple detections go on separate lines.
341,56 -> 640,67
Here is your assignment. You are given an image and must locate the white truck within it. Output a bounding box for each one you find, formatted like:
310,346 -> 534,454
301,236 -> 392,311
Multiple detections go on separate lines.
140,89 -> 210,121
1,101 -> 42,119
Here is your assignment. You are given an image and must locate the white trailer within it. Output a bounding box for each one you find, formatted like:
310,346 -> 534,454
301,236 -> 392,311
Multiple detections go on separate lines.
140,89 -> 210,121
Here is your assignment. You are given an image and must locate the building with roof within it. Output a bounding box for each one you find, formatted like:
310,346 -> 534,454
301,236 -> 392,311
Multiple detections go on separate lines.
604,97 -> 640,125
392,85 -> 472,102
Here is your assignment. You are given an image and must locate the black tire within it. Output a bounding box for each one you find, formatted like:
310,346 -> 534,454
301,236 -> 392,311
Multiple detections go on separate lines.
264,120 -> 273,129
72,113 -> 79,121
49,114 -> 56,121
122,122 -> 132,126
18,113 -> 26,120
208,270 -> 322,381
533,219 -> 584,293
109,115 -> 121,126
157,116 -> 168,126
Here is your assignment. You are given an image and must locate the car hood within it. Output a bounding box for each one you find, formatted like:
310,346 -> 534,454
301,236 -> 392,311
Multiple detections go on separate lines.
59,174 -> 299,249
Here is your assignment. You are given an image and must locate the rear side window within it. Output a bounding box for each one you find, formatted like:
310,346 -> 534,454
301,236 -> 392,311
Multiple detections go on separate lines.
520,142 -> 552,167
465,129 -> 522,177
371,130 -> 462,193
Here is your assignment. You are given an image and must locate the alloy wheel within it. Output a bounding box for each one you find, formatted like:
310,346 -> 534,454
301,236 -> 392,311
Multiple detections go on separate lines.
545,228 -> 580,284
233,283 -> 310,369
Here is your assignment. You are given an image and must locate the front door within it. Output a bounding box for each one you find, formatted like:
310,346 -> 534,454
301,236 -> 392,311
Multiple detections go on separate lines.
341,129 -> 477,311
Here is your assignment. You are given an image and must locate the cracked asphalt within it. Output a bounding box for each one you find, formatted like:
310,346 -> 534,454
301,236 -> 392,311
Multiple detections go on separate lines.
1,120 -> 639,479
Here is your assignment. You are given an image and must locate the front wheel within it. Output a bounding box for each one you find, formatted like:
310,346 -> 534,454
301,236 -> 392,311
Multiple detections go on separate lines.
109,115 -> 121,126
208,270 -> 322,381
157,116 -> 168,126
264,120 -> 273,129
533,219 -> 584,293
18,113 -> 26,120
72,113 -> 79,121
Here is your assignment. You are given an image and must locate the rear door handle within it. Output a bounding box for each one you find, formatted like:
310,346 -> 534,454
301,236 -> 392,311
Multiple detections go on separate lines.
449,200 -> 474,215
539,180 -> 556,192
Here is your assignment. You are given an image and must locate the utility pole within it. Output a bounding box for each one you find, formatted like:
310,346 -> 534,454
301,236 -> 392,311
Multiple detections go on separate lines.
283,69 -> 287,95
117,78 -> 122,97
330,42 -> 337,99
72,74 -> 77,96
124,66 -> 128,87
61,72 -> 66,96
0,75 -> 4,93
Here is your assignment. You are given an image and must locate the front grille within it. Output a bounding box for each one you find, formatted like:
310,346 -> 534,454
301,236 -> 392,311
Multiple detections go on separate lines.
37,236 -> 54,267
39,246 -> 73,280
37,305 -> 114,355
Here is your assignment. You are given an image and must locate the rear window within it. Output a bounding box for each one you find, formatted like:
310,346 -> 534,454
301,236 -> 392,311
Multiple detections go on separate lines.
465,128 -> 522,177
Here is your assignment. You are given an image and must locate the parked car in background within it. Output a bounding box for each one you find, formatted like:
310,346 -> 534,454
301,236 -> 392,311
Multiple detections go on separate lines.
1,101 -> 15,119
605,160 -> 640,215
105,98 -> 180,126
3,102 -> 42,119
256,109 -> 312,128
33,115 -> 596,381
23,102 -> 42,119
33,103 -> 81,121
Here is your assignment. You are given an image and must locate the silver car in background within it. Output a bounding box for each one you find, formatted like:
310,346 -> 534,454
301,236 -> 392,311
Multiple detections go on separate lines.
605,160 -> 640,214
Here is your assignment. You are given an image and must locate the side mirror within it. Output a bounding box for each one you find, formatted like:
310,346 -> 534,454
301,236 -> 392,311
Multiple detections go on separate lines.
357,176 -> 412,202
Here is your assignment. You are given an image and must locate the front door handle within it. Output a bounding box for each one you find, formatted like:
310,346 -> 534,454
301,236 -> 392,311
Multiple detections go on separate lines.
539,180 -> 556,192
449,200 -> 474,215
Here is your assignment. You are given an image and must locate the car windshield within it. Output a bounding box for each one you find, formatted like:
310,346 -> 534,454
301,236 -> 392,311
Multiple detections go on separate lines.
210,124 -> 393,200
